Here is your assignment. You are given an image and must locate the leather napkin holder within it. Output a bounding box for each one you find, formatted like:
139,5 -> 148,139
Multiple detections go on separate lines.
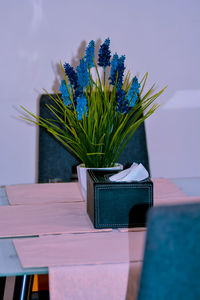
87,170 -> 153,229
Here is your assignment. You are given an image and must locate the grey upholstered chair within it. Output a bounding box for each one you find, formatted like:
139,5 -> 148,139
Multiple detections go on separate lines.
38,94 -> 150,183
36,94 -> 151,299
137,203 -> 200,300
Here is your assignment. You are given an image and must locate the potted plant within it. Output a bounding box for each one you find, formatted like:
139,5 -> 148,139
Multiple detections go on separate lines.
20,38 -> 166,200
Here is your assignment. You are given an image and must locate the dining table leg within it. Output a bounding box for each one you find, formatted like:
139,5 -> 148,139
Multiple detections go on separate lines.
0,277 -> 6,299
2,275 -> 34,300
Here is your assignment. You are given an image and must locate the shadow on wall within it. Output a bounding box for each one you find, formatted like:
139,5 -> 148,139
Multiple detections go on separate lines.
34,38 -> 103,182
71,40 -> 87,69
50,38 -> 102,92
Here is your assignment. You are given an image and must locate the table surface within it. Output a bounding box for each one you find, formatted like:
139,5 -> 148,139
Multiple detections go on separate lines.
0,177 -> 200,277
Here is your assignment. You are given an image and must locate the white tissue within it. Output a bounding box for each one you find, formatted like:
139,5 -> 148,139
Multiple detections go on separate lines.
109,163 -> 149,182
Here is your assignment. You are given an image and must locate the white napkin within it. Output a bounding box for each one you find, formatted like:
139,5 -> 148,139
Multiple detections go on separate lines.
109,163 -> 149,182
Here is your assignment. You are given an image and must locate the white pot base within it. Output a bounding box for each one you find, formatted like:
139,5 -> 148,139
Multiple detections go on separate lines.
77,164 -> 123,201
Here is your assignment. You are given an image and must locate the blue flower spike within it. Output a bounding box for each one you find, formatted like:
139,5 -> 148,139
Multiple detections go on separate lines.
63,63 -> 78,89
59,80 -> 72,106
76,95 -> 88,120
109,53 -> 119,86
117,55 -> 126,90
116,89 -> 129,114
109,53 -> 126,90
85,40 -> 95,68
76,58 -> 90,90
98,38 -> 111,68
127,76 -> 140,107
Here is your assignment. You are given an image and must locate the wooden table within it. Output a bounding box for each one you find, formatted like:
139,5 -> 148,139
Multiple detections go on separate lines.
0,178 -> 199,300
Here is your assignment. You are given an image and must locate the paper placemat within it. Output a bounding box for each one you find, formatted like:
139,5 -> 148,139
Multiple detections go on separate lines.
5,178 -> 191,206
6,182 -> 83,205
0,202 -> 111,238
49,261 -> 142,300
13,231 -> 146,268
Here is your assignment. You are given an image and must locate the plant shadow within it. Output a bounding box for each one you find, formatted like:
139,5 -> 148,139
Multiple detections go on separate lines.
50,38 -> 102,92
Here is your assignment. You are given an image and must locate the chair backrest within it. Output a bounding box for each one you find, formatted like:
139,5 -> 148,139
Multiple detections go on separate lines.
38,94 -> 150,183
137,203 -> 200,300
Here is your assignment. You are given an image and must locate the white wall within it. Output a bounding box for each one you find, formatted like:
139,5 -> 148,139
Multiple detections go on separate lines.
0,0 -> 200,185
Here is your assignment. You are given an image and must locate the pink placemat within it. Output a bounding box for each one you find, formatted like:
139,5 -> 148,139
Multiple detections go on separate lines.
0,202 -> 111,238
49,261 -> 142,300
5,178 -> 190,206
6,182 -> 83,205
13,231 -> 146,268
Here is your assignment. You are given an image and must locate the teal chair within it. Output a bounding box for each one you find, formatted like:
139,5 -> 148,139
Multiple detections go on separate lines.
137,203 -> 200,300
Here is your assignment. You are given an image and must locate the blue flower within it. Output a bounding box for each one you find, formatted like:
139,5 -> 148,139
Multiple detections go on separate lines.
98,38 -> 111,68
116,89 -> 129,114
74,89 -> 82,106
63,63 -> 78,89
85,40 -> 95,68
109,54 -> 126,90
117,55 -> 126,89
126,76 -> 140,107
76,95 -> 88,120
76,59 -> 90,89
59,80 -> 72,106
109,53 -> 119,85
